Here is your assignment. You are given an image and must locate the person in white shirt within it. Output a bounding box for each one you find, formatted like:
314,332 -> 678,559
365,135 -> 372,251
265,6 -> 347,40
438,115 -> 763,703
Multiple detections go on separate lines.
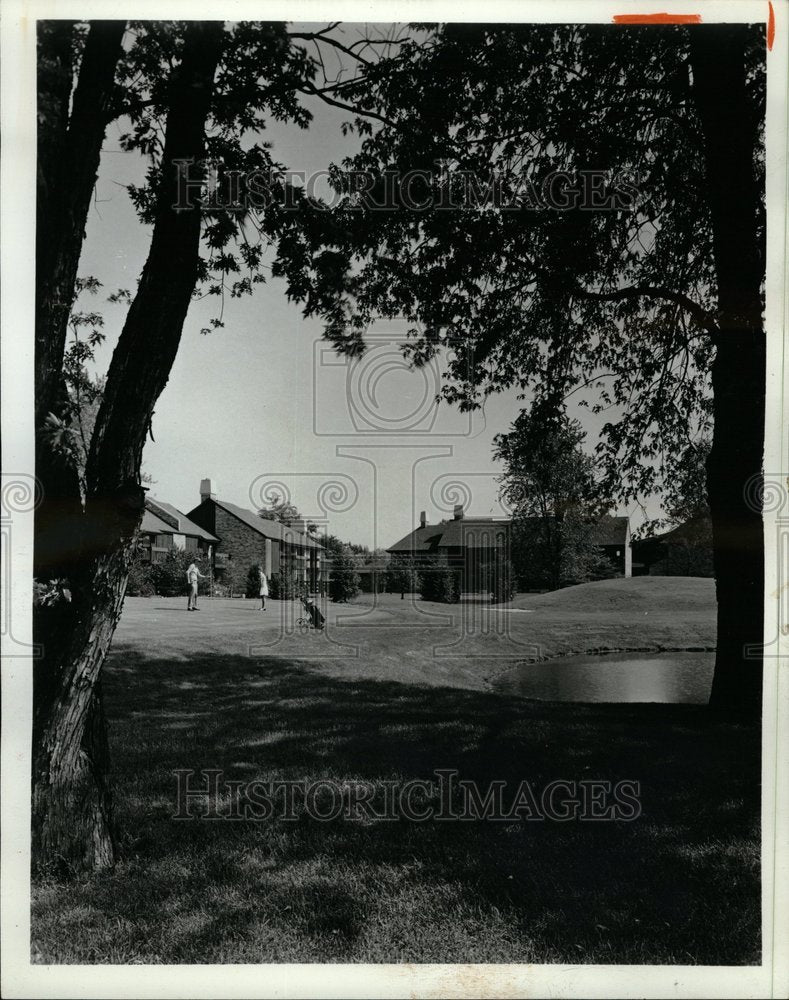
258,566 -> 269,610
186,561 -> 205,611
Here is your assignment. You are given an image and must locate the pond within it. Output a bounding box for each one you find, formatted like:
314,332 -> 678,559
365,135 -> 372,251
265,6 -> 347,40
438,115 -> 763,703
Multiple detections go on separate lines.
492,651 -> 715,704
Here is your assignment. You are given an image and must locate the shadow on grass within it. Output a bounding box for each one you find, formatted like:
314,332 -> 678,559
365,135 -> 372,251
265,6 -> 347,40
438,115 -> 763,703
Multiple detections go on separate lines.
31,645 -> 761,965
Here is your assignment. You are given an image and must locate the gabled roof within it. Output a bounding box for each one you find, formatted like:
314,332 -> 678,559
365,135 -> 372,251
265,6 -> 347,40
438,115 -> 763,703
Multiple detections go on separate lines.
633,514 -> 712,549
589,515 -> 630,546
438,519 -> 510,548
387,525 -> 446,554
141,508 -> 179,536
387,518 -> 509,553
142,498 -> 219,542
660,514 -> 712,543
389,513 -> 629,553
201,497 -> 323,549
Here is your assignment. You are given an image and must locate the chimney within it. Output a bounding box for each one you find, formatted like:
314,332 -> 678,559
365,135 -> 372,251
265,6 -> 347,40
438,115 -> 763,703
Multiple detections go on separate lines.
200,478 -> 216,503
419,510 -> 426,528
453,503 -> 464,520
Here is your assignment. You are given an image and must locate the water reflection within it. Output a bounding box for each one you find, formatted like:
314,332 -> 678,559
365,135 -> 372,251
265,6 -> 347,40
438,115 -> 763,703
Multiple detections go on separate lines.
492,651 -> 715,704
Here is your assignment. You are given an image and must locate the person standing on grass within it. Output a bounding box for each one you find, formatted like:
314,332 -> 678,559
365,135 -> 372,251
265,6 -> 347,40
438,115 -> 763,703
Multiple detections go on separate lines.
186,561 -> 205,612
258,566 -> 269,610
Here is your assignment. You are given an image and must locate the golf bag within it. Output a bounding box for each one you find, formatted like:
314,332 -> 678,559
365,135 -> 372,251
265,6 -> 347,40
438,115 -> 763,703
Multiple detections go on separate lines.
304,598 -> 325,630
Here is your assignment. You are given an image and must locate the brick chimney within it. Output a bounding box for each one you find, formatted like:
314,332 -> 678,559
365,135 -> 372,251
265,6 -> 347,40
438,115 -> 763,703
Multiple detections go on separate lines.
200,478 -> 216,503
453,503 -> 464,520
419,510 -> 427,528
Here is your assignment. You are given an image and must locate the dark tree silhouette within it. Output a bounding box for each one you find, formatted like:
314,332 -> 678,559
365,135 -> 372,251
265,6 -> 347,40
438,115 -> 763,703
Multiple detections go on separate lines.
33,19 -> 319,869
275,22 -> 766,717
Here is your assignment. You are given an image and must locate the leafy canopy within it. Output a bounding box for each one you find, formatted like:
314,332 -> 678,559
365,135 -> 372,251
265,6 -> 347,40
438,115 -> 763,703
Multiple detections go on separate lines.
272,23 -> 765,506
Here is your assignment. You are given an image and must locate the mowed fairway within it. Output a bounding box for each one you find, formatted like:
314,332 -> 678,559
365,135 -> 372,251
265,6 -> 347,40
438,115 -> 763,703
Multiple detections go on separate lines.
31,578 -> 761,965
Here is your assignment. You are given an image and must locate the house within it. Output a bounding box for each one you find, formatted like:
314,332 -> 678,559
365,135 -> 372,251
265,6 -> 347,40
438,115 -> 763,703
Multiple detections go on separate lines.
632,515 -> 713,577
387,504 -> 512,591
589,515 -> 632,577
387,504 -> 632,587
186,479 -> 326,594
138,497 -> 219,564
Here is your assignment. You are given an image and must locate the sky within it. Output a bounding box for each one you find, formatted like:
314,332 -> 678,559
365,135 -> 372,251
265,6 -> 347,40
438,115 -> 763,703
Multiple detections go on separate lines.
77,24 -> 658,550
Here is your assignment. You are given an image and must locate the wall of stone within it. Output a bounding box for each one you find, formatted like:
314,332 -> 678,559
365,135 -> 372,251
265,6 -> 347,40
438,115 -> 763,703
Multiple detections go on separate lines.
210,506 -> 280,593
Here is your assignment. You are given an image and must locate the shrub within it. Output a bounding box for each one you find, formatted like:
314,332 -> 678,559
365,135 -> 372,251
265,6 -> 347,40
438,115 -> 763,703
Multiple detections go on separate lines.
149,550 -> 211,597
484,557 -> 515,604
420,566 -> 461,604
245,563 -> 262,598
328,547 -> 361,603
386,560 -> 419,596
269,568 -> 305,600
126,559 -> 156,597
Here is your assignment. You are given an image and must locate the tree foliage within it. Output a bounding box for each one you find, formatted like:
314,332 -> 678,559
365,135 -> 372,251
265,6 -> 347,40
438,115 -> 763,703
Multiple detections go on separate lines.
496,407 -> 612,590
386,558 -> 419,595
273,21 -> 766,715
274,23 -> 763,504
328,546 -> 361,602
419,563 -> 461,604
258,496 -> 304,524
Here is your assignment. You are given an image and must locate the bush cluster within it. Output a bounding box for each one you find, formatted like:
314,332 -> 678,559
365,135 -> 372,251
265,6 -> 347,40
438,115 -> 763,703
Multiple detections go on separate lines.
484,557 -> 516,604
419,567 -> 461,604
328,548 -> 361,603
125,550 -> 211,597
270,568 -> 307,600
385,561 -> 420,595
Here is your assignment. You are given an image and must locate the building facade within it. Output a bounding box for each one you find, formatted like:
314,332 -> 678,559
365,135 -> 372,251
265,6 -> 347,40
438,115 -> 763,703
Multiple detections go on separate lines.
138,497 -> 219,564
387,504 -> 632,587
632,515 -> 713,577
186,480 -> 325,594
387,504 -> 513,591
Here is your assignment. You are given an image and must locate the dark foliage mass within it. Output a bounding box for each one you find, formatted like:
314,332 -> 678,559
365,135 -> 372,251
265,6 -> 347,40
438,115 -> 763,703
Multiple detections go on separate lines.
273,23 -> 763,506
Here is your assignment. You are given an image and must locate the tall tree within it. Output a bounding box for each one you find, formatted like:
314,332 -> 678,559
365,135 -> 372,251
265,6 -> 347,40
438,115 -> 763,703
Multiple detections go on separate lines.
32,19 -> 318,869
258,495 -> 316,532
32,18 -> 406,870
495,408 -> 610,590
34,20 -> 227,871
275,22 -> 766,717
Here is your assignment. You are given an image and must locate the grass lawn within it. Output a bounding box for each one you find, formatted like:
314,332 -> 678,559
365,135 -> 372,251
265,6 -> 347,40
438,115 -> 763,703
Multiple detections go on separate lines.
31,578 -> 760,965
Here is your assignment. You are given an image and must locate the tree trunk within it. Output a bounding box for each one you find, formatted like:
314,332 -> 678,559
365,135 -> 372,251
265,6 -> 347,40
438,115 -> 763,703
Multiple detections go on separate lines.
689,26 -> 765,718
33,19 -> 128,871
32,499 -> 139,871
32,21 -> 226,871
36,20 -> 126,428
35,21 -> 127,581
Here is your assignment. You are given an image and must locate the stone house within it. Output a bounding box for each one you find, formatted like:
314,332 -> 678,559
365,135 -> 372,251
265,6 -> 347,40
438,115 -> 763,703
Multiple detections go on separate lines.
186,479 -> 325,594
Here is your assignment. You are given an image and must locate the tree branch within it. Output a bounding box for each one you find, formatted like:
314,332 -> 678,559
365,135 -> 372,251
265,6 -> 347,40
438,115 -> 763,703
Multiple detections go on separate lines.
297,81 -> 398,129
288,31 -> 375,68
574,284 -> 719,336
